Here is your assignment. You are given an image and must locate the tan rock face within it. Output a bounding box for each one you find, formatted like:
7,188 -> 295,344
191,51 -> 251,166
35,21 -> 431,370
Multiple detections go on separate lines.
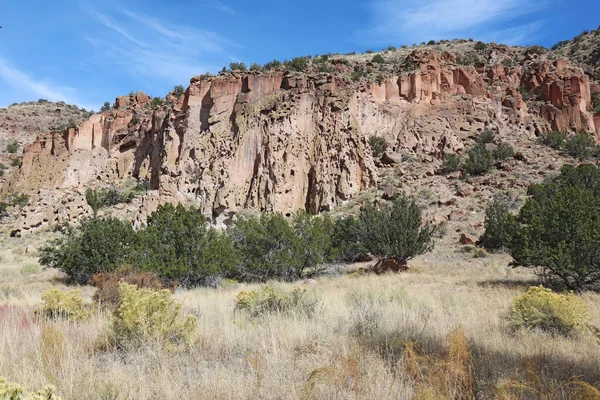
3,49 -> 599,234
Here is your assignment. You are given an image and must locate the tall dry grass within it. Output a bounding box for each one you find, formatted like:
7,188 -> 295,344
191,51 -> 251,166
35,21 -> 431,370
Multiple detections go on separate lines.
1,238 -> 599,399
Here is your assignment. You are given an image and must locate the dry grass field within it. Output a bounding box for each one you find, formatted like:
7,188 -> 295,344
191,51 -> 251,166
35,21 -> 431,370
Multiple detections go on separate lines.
1,233 -> 599,399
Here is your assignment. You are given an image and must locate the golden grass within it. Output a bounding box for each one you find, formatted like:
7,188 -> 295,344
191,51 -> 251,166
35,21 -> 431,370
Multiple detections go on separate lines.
1,235 -> 599,399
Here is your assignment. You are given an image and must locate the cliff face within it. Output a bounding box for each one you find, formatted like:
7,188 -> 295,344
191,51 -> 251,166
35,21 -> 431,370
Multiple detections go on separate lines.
3,47 -> 600,235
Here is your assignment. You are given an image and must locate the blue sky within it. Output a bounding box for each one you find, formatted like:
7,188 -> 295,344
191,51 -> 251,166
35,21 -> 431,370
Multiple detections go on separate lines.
0,0 -> 598,110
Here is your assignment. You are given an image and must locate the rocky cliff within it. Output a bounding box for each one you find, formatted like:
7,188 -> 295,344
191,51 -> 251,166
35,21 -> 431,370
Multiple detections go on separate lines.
3,40 -> 600,235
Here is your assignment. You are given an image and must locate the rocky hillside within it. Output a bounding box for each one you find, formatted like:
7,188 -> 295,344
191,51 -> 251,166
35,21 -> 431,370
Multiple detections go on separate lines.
2,37 -> 600,236
0,100 -> 92,179
552,26 -> 600,80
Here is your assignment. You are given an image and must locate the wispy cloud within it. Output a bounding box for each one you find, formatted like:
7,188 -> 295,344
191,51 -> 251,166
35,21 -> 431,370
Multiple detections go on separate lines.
86,8 -> 238,85
210,1 -> 239,16
360,0 -> 551,45
0,57 -> 80,105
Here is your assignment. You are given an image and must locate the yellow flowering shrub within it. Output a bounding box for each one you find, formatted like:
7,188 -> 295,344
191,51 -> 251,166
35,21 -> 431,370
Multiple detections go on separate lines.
0,377 -> 61,400
234,285 -> 319,318
34,288 -> 90,322
111,283 -> 197,350
509,286 -> 590,335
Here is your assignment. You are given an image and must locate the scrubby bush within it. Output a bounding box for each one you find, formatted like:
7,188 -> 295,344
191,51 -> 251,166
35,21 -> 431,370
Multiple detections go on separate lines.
368,136 -> 388,158
477,130 -> 496,144
592,93 -> 600,113
510,164 -> 600,291
263,59 -> 282,70
39,217 -> 136,284
6,141 -> 19,154
173,85 -> 185,98
234,286 -> 319,318
480,199 -> 517,250
10,193 -> 29,208
493,141 -> 515,161
135,204 -> 237,285
442,153 -> 462,173
519,86 -> 531,101
111,283 -> 197,350
85,187 -> 134,216
463,143 -> 493,176
151,97 -> 163,107
11,158 -> 21,167
229,62 -> 247,71
474,41 -> 487,51
91,265 -> 176,309
332,216 -> 367,262
509,286 -> 589,335
0,378 -> 62,400
371,54 -> 385,64
249,62 -> 262,71
292,211 -> 336,275
34,288 -> 90,322
0,202 -> 8,219
357,196 -> 437,268
285,57 -> 309,72
542,131 -> 567,150
100,101 -> 111,112
566,132 -> 596,160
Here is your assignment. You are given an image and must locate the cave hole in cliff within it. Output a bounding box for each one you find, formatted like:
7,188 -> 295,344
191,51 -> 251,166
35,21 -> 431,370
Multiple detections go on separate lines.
241,77 -> 250,93
285,213 -> 291,217
290,169 -> 295,176
200,93 -> 214,131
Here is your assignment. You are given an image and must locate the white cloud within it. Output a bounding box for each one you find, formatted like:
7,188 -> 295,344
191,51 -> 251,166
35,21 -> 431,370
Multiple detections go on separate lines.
361,0 -> 551,45
86,8 -> 238,85
0,57 -> 82,105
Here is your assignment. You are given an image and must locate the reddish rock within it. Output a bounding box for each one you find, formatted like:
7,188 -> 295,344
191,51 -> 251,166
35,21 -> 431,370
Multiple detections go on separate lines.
373,257 -> 409,275
459,233 -> 478,245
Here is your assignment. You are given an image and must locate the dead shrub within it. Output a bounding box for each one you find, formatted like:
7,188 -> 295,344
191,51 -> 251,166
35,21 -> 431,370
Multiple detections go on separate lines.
91,265 -> 176,309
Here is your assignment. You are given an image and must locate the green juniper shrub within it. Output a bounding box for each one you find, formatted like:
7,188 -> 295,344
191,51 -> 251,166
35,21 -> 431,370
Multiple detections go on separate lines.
39,217 -> 136,285
249,62 -> 262,72
474,41 -> 487,51
463,143 -> 494,176
173,85 -> 185,98
134,204 -> 237,286
332,216 -> 368,262
442,153 -> 462,173
480,198 -> 517,250
228,213 -> 303,282
477,130 -> 496,144
229,62 -> 247,71
292,211 -> 337,275
542,131 -> 567,150
151,97 -> 164,107
493,141 -> 515,161
85,187 -> 134,216
368,136 -> 388,158
592,93 -> 600,113
0,202 -> 8,219
510,164 -> 600,291
372,54 -> 385,64
357,196 -> 437,268
263,59 -> 282,70
519,86 -> 531,101
286,57 -> 309,72
6,141 -> 18,154
11,158 -> 22,167
100,101 -> 111,112
565,132 -> 596,160
10,193 -> 29,208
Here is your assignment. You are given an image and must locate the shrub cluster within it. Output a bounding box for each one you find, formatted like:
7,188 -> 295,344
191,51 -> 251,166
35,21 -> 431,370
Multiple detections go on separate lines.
111,283 -> 198,350
489,164 -> 600,291
509,286 -> 589,335
34,288 -> 90,322
455,131 -> 515,176
234,286 -> 319,318
0,378 -> 62,400
441,153 -> 461,173
565,132 -> 596,160
542,131 -> 567,149
368,136 -> 388,158
41,197 -> 437,286
6,141 -> 19,154
85,187 -> 134,215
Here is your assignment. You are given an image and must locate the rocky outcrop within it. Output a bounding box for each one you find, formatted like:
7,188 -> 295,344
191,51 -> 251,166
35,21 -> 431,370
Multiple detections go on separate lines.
3,48 -> 600,235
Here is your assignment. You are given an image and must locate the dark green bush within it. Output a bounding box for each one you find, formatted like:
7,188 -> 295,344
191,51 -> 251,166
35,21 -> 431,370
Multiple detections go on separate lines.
100,102 -> 111,112
592,93 -> 600,113
85,187 -> 134,216
519,86 -> 531,101
11,158 -> 21,167
369,136 -> 388,158
372,54 -> 385,64
0,202 -> 8,219
135,204 -> 237,285
463,143 -> 494,176
510,164 -> 600,291
229,62 -> 247,71
39,218 -> 136,285
442,153 -> 462,173
474,41 -> 487,51
480,199 -> 517,250
173,85 -> 185,98
565,133 -> 596,160
249,62 -> 262,71
6,141 -> 18,154
332,216 -> 367,262
286,57 -> 309,72
477,130 -> 496,144
292,211 -> 336,274
10,193 -> 29,208
542,131 -> 567,150
151,97 -> 164,107
263,59 -> 282,70
493,141 -> 515,161
357,196 -> 437,265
